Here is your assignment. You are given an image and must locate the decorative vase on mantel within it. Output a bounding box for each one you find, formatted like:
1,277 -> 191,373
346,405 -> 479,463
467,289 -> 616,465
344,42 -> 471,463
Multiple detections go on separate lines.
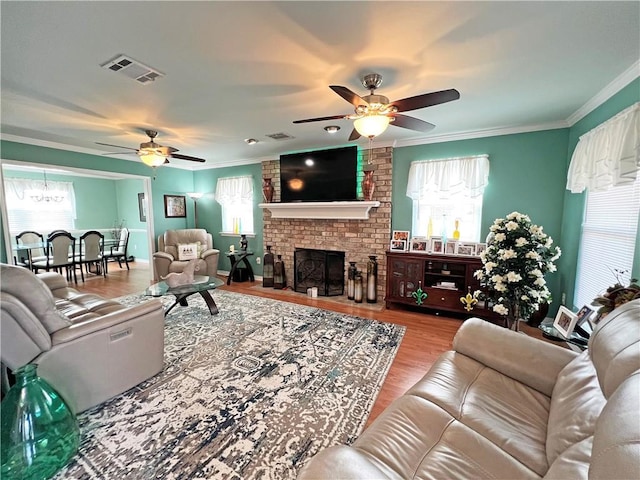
1,364 -> 80,479
262,178 -> 274,203
362,165 -> 375,201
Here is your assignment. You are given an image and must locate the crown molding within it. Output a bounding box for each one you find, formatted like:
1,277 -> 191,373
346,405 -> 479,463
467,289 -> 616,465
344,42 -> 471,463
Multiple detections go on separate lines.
394,121 -> 569,148
566,60 -> 640,126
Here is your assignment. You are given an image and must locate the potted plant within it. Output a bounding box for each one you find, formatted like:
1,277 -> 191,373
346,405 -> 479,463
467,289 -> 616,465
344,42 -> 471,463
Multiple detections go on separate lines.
475,212 -> 561,331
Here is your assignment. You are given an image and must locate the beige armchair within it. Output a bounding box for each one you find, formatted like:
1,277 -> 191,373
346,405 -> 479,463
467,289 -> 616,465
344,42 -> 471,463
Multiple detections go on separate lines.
153,229 -> 220,281
0,264 -> 165,413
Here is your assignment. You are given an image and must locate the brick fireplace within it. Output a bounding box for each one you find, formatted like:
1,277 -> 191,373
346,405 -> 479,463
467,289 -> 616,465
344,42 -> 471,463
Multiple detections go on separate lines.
261,146 -> 392,300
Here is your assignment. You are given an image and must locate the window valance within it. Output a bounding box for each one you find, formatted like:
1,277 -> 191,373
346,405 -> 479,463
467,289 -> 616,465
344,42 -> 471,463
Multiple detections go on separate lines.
567,102 -> 639,193
406,154 -> 490,200
214,175 -> 253,206
4,177 -> 77,218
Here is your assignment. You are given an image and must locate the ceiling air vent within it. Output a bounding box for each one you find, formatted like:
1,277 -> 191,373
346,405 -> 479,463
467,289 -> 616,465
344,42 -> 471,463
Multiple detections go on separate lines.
265,132 -> 295,141
100,54 -> 165,85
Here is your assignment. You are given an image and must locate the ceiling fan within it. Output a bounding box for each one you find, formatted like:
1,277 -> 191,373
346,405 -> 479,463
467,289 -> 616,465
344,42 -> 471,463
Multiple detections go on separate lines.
293,73 -> 460,140
96,130 -> 206,167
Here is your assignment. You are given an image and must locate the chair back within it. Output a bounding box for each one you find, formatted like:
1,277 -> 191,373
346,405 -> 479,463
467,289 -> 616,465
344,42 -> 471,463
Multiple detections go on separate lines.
16,230 -> 45,258
80,230 -> 104,261
112,228 -> 129,254
47,231 -> 75,267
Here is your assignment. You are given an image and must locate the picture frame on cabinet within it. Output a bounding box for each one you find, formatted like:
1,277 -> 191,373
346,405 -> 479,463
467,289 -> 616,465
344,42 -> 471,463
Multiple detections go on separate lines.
430,236 -> 444,254
475,243 -> 487,256
456,242 -> 476,256
575,305 -> 594,326
409,237 -> 429,252
445,240 -> 457,255
553,305 -> 578,339
392,230 -> 410,245
390,239 -> 407,252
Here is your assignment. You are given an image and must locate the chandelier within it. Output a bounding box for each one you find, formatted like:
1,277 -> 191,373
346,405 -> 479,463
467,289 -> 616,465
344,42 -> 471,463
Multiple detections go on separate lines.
30,170 -> 65,203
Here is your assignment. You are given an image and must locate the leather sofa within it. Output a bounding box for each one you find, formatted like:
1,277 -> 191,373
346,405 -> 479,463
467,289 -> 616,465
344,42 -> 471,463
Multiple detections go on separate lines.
298,299 -> 640,479
153,228 -> 220,281
0,264 -> 165,413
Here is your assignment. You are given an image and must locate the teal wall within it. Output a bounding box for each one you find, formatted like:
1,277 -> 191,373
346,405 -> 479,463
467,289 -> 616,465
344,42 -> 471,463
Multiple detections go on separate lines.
114,179 -> 150,261
192,163 -> 265,275
393,129 -> 570,308
1,78 -> 638,301
559,78 -> 640,309
1,141 -> 194,263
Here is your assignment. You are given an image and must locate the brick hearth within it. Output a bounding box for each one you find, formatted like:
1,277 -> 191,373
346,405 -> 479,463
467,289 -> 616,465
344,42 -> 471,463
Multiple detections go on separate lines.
261,146 -> 392,300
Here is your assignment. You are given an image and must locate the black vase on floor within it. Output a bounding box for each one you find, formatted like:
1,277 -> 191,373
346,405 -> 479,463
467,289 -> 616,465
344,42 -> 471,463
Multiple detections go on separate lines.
274,254 -> 286,290
263,245 -> 274,288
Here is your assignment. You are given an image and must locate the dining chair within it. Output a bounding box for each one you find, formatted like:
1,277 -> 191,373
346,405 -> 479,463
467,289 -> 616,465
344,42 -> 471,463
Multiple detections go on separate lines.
14,231 -> 46,270
32,231 -> 77,283
76,230 -> 105,281
102,227 -> 130,271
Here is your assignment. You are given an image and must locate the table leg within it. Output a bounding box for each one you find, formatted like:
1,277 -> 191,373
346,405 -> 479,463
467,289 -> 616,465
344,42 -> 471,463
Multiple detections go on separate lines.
241,256 -> 255,282
199,290 -> 219,315
227,254 -> 238,285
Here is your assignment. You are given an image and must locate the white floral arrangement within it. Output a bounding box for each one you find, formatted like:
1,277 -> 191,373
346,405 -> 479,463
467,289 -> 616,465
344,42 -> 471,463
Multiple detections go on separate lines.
474,211 -> 561,327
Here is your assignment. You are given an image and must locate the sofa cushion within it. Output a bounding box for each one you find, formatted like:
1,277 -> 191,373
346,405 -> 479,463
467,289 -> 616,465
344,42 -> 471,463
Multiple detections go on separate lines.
353,394 -> 539,479
544,437 -> 592,479
546,351 -> 605,465
408,351 -> 550,476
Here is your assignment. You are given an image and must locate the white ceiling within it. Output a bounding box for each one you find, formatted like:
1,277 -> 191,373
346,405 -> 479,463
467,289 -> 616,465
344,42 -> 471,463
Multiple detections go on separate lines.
1,1 -> 639,170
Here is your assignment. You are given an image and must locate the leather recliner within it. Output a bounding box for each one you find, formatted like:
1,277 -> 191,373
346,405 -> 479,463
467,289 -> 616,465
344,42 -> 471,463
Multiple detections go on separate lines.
152,229 -> 220,281
0,264 -> 165,413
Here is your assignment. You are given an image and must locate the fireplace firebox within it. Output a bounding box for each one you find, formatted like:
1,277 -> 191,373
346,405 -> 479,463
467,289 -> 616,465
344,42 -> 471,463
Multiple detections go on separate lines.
294,248 -> 345,296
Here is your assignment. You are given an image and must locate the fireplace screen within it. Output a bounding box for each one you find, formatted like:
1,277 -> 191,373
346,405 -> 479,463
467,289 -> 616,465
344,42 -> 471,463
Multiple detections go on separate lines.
294,248 -> 345,296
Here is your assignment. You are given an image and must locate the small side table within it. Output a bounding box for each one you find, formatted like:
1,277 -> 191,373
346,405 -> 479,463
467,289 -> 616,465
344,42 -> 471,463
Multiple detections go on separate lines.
226,251 -> 255,285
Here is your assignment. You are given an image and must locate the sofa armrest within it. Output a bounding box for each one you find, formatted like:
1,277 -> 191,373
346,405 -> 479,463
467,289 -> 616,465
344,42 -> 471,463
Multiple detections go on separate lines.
201,248 -> 219,259
201,249 -> 220,277
51,300 -> 164,345
37,272 -> 69,292
297,445 -> 392,480
153,251 -> 174,262
453,318 -> 578,396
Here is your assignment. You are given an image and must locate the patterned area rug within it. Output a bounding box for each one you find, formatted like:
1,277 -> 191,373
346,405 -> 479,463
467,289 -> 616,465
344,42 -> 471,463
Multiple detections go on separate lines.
55,290 -> 405,479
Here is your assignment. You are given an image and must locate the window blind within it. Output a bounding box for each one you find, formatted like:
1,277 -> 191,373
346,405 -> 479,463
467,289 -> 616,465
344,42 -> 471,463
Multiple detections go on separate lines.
574,176 -> 640,308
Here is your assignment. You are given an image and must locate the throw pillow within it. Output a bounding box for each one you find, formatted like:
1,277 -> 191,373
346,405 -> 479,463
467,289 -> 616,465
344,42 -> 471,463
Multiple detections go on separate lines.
177,243 -> 198,261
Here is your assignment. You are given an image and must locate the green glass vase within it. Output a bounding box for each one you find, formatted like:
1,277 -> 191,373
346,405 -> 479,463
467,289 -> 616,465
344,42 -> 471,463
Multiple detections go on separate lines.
1,364 -> 80,479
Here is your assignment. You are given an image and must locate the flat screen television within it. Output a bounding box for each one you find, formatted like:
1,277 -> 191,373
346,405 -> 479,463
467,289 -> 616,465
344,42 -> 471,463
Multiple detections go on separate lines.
279,146 -> 358,202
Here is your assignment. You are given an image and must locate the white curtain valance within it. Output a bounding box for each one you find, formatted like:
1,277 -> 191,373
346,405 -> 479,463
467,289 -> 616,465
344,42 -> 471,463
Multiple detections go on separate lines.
4,177 -> 77,218
214,175 -> 253,206
406,154 -> 490,200
567,102 -> 639,193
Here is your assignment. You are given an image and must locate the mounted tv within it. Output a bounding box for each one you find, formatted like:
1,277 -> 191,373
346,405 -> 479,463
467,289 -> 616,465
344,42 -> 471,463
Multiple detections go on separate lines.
280,146 -> 358,202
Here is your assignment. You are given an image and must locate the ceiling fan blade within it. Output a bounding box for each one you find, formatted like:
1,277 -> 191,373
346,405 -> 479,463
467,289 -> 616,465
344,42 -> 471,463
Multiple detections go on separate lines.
95,142 -> 138,151
348,128 -> 361,141
391,114 -> 436,132
330,86 -> 369,107
170,153 -> 206,163
100,151 -> 138,156
391,89 -> 460,113
293,114 -> 347,124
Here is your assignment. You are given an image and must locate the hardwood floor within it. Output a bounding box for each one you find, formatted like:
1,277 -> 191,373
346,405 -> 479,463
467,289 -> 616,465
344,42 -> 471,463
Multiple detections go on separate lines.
74,261 -> 547,428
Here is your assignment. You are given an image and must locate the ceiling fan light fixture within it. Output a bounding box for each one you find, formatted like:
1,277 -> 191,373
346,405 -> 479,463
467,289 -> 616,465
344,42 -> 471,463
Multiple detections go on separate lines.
245,138 -> 258,145
353,115 -> 390,138
324,125 -> 341,134
139,150 -> 167,167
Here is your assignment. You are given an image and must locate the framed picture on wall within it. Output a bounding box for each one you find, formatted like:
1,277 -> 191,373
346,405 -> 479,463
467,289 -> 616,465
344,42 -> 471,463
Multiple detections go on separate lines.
164,194 -> 186,218
138,192 -> 147,222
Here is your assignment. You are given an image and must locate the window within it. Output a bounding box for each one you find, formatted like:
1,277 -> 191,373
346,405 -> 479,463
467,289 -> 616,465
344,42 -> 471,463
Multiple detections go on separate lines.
406,155 -> 490,241
4,177 -> 76,234
214,175 -> 254,234
574,176 -> 640,308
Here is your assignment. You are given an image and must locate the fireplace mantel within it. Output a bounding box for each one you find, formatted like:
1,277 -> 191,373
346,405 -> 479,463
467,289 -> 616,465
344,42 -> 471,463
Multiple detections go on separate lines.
259,201 -> 381,220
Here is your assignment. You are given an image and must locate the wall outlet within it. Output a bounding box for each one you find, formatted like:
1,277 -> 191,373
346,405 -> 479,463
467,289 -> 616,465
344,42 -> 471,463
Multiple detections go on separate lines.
256,257 -> 261,264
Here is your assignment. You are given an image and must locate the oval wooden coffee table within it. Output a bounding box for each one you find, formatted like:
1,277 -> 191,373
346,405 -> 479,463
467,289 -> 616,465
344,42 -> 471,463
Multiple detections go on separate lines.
144,276 -> 224,316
